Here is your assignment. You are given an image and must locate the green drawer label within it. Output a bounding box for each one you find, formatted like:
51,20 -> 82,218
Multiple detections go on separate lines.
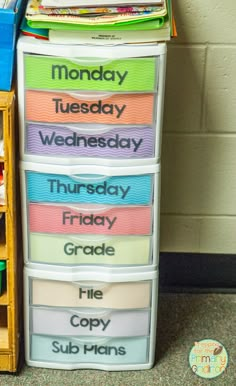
24,54 -> 157,92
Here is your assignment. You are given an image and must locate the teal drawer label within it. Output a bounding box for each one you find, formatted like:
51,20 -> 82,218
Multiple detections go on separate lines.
31,335 -> 148,363
48,179 -> 130,199
52,341 -> 126,356
27,172 -> 153,205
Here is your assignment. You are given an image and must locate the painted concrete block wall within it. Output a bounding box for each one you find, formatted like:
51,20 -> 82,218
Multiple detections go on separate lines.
160,0 -> 236,253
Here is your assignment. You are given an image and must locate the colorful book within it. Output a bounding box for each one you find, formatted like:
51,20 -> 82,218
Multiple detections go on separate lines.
41,0 -> 164,8
26,0 -> 167,25
27,16 -> 165,30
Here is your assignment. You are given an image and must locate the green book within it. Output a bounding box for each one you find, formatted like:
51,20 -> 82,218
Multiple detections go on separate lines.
27,16 -> 165,31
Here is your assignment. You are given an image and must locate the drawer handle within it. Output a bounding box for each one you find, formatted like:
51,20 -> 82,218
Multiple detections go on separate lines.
67,91 -> 114,101
69,174 -> 107,183
66,234 -> 112,243
65,204 -> 112,214
63,123 -> 116,135
67,58 -> 112,66
72,281 -> 108,290
69,336 -> 111,345
68,308 -> 111,318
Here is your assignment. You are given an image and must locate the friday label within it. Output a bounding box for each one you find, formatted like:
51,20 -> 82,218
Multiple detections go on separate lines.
62,211 -> 117,229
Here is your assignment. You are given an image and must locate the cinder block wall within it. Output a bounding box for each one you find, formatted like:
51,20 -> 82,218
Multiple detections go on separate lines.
160,0 -> 236,253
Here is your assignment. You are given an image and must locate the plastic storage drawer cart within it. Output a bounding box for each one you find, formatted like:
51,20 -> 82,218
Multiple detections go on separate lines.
24,267 -> 158,370
17,36 -> 167,371
20,161 -> 160,271
17,36 -> 166,166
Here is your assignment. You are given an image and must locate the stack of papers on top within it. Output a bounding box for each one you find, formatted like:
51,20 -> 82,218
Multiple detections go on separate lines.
23,0 -> 176,44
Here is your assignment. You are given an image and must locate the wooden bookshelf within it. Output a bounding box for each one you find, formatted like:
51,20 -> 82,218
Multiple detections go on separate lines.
0,90 -> 21,373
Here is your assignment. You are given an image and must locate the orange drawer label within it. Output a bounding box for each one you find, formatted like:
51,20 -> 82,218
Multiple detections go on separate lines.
26,90 -> 155,125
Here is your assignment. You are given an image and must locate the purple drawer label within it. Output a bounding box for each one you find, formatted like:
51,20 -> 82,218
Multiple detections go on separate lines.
26,124 -> 155,159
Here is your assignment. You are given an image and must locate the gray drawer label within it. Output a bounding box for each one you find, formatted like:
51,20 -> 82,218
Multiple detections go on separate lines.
70,316 -> 110,331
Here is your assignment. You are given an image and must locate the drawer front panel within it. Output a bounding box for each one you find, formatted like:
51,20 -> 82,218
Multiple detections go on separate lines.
25,90 -> 156,125
29,203 -> 152,235
31,335 -> 149,364
24,54 -> 158,92
26,123 -> 155,159
31,279 -> 151,309
26,171 -> 153,205
29,233 -> 152,266
31,307 -> 150,337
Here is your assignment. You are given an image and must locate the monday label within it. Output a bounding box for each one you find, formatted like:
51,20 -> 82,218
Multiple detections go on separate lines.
25,55 -> 156,92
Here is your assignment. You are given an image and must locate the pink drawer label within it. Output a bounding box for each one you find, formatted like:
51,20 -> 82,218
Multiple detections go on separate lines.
25,90 -> 155,125
29,203 -> 152,235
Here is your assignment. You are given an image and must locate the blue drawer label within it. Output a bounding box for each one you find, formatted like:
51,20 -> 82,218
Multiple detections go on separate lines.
31,335 -> 148,364
26,171 -> 152,205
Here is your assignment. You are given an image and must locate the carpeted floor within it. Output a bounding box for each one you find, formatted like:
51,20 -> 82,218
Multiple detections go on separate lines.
1,293 -> 235,385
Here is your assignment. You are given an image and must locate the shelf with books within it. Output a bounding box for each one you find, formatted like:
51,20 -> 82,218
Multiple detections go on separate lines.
0,90 -> 21,373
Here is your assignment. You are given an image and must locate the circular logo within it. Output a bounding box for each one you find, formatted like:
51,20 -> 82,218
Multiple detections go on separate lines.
189,339 -> 228,379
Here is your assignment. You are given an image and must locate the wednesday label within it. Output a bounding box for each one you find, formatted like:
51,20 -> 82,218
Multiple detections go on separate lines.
38,131 -> 143,153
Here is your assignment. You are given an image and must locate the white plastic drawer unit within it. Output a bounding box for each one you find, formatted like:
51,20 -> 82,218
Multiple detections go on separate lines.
25,267 -> 158,370
17,36 -> 167,165
20,162 -> 160,268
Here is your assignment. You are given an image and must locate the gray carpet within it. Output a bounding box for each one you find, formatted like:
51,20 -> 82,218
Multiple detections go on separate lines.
1,293 -> 235,385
